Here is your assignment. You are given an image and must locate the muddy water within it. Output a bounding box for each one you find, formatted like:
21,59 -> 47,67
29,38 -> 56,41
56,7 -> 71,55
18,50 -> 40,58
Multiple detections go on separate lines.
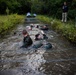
0,18 -> 76,75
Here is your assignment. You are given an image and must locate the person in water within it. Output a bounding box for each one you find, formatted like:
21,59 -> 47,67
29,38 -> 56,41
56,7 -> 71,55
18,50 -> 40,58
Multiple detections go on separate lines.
20,30 -> 33,48
34,30 -> 48,40
35,34 -> 42,40
40,25 -> 49,31
26,25 -> 32,31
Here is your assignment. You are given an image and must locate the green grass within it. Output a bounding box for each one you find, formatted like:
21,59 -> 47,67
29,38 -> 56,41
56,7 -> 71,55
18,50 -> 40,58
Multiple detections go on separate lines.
0,14 -> 24,36
37,15 -> 76,43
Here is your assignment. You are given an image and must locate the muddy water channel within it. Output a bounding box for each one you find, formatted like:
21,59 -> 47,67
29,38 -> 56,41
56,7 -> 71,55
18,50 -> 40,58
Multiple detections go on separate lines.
0,18 -> 76,75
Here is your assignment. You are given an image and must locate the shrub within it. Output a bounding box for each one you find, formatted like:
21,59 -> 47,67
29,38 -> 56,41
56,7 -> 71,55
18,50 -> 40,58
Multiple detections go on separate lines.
0,14 -> 24,35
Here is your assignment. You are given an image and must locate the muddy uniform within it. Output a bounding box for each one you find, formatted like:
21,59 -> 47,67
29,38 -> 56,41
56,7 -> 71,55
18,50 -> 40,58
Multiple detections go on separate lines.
21,35 -> 33,48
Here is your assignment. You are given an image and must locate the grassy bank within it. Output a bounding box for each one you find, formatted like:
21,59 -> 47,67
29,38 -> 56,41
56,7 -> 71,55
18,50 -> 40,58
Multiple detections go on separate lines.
0,14 -> 24,36
37,15 -> 76,44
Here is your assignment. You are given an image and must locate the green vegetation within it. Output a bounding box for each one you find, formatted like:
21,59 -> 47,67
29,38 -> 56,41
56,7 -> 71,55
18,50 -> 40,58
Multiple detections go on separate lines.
0,14 -> 24,36
37,15 -> 76,43
0,0 -> 76,19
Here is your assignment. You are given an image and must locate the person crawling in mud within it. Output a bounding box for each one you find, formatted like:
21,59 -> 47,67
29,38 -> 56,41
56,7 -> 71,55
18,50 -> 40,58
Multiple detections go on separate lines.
40,25 -> 49,31
20,30 -> 33,48
34,30 -> 48,40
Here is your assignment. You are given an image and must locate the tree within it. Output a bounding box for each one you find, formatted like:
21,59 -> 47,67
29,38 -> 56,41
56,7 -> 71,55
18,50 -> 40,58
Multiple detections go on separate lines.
0,0 -> 76,19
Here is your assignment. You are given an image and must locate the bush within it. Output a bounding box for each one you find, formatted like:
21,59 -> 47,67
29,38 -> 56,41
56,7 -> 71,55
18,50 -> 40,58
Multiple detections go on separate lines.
0,14 -> 24,35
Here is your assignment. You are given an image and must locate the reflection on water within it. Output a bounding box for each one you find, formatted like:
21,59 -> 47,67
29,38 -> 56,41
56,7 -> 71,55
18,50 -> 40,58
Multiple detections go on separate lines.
0,18 -> 76,75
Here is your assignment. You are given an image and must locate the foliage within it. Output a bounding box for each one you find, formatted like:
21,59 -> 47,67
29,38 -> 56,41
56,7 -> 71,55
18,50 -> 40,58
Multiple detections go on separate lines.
0,14 -> 24,35
37,15 -> 76,43
0,0 -> 76,19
